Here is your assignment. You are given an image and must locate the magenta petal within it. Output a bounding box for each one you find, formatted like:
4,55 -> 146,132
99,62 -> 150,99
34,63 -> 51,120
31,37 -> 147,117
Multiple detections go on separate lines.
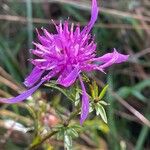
79,76 -> 89,124
93,49 -> 129,62
82,0 -> 98,33
58,66 -> 80,87
94,49 -> 129,69
24,67 -> 44,87
0,80 -> 45,104
89,0 -> 98,29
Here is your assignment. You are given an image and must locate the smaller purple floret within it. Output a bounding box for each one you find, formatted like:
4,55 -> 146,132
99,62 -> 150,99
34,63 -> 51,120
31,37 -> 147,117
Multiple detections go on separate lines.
0,0 -> 129,124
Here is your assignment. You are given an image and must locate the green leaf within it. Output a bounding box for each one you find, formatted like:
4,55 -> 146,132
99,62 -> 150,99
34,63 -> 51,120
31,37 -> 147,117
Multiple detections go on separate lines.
45,83 -> 74,101
95,104 -> 108,123
98,85 -> 109,100
89,103 -> 94,113
131,90 -> 146,102
67,128 -> 79,138
117,87 -> 131,98
56,125 -> 80,149
89,84 -> 95,99
93,81 -> 99,98
134,79 -> 150,91
99,101 -> 109,106
64,131 -> 72,150
117,80 -> 150,101
70,124 -> 82,132
56,128 -> 64,140
75,89 -> 80,106
90,81 -> 99,99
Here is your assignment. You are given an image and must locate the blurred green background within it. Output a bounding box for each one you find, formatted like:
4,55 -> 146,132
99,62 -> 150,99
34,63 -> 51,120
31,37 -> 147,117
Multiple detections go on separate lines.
0,0 -> 150,150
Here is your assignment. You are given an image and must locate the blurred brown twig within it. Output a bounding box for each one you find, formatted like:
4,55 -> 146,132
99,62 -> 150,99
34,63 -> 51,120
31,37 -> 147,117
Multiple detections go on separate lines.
6,0 -> 150,22
0,14 -> 150,30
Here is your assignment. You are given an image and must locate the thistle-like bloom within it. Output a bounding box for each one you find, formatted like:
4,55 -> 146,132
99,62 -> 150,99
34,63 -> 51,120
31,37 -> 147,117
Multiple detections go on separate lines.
0,0 -> 128,124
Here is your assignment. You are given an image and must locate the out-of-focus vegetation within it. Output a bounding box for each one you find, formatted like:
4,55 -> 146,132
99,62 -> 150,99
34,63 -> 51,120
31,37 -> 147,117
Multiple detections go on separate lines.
0,0 -> 150,149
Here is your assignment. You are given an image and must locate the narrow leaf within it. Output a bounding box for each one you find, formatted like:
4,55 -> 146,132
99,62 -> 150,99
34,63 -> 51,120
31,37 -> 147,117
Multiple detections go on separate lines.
64,131 -> 72,150
93,81 -> 99,98
96,104 -> 108,123
99,101 -> 109,106
98,85 -> 109,100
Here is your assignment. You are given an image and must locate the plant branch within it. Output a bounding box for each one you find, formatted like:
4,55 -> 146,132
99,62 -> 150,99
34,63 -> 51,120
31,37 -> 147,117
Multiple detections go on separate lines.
66,108 -> 80,125
28,130 -> 58,150
29,107 -> 80,149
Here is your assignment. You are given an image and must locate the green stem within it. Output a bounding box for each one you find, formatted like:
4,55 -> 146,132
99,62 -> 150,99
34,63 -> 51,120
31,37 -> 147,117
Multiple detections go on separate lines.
135,125 -> 149,150
107,72 -> 120,150
29,107 -> 80,149
28,130 -> 58,150
135,105 -> 150,150
63,106 -> 80,127
26,0 -> 33,69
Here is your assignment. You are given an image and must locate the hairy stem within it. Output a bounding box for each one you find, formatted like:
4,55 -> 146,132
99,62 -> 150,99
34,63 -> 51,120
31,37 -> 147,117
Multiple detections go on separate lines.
29,107 -> 80,149
28,130 -> 58,150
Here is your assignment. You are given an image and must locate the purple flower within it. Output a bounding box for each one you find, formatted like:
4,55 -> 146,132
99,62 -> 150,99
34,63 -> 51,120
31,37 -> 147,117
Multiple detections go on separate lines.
0,0 -> 129,124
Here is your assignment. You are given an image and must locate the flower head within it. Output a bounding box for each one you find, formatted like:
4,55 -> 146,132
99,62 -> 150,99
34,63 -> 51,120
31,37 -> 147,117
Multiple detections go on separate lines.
0,0 -> 129,124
